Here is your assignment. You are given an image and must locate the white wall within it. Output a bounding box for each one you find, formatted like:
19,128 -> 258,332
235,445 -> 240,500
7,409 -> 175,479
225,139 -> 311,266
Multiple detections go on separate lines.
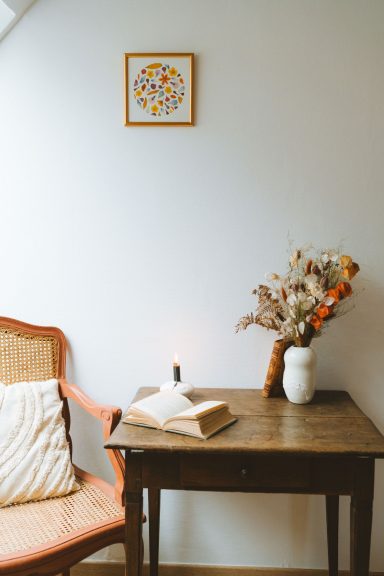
1,0 -> 384,570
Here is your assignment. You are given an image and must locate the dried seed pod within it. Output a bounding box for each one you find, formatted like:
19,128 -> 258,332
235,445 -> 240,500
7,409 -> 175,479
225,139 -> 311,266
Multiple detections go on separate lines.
320,276 -> 329,289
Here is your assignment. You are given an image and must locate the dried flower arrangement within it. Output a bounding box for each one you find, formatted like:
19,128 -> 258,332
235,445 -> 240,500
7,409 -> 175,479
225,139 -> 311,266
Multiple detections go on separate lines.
236,246 -> 360,347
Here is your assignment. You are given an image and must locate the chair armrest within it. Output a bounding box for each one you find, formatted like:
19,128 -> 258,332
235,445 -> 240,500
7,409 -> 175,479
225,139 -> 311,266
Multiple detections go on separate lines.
59,379 -> 125,506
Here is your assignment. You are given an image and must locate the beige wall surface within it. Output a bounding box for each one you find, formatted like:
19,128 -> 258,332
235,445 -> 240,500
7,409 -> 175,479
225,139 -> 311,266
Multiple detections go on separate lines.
1,0 -> 384,570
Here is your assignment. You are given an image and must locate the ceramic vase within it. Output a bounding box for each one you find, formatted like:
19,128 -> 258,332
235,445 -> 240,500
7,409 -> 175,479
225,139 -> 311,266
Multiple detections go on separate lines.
283,346 -> 316,404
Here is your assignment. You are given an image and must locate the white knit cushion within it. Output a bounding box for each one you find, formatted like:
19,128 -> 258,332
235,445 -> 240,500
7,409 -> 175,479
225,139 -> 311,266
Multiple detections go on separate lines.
0,379 -> 79,508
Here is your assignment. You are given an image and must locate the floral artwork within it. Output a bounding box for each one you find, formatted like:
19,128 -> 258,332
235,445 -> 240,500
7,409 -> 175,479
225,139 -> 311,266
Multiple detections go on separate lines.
124,53 -> 194,126
133,63 -> 185,117
236,245 -> 360,347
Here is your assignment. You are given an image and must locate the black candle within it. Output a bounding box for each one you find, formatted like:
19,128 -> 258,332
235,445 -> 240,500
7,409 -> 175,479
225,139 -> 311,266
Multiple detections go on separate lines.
173,353 -> 181,382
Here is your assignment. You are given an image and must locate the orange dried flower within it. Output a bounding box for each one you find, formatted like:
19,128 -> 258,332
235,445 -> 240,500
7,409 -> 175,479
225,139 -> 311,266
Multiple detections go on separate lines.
326,288 -> 340,304
310,315 -> 323,331
281,287 -> 287,301
337,281 -> 352,298
305,259 -> 313,275
317,303 -> 333,319
342,262 -> 360,280
340,255 -> 352,268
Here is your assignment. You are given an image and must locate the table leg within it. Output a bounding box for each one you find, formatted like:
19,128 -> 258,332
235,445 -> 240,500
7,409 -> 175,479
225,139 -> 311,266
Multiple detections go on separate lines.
149,488 -> 161,576
326,495 -> 339,576
125,450 -> 144,576
350,458 -> 374,576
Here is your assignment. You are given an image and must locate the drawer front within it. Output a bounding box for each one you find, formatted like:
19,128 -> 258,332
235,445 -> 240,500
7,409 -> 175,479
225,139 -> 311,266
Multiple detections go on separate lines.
180,454 -> 310,490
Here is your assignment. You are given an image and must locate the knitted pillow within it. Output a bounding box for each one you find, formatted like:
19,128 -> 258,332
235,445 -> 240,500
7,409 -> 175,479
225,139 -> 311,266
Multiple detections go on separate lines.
0,379 -> 79,508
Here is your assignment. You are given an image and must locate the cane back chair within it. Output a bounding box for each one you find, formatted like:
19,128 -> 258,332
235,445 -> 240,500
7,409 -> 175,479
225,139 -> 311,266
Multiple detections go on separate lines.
0,317 -> 129,576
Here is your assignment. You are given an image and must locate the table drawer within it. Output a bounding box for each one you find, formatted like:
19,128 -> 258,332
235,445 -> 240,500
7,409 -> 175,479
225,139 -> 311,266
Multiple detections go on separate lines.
180,454 -> 310,490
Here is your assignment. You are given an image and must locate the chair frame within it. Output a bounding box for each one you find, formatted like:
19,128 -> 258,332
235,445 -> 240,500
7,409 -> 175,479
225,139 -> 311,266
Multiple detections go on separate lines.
0,317 -> 128,576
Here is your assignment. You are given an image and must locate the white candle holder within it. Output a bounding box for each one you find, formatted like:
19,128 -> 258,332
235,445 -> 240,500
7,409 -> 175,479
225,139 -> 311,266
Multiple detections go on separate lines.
160,381 -> 194,398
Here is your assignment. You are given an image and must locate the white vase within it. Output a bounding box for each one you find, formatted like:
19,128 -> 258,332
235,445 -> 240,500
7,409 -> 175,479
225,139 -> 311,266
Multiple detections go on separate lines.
283,346 -> 316,404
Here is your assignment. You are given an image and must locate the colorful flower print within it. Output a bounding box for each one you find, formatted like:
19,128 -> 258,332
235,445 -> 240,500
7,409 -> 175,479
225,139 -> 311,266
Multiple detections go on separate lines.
133,63 -> 185,117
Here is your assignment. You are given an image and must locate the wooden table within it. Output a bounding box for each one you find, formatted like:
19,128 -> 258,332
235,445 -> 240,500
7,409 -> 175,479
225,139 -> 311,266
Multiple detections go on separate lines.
105,387 -> 384,576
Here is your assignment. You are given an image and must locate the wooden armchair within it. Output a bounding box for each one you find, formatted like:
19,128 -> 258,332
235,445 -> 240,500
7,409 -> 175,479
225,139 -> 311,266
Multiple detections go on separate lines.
0,317 -> 130,576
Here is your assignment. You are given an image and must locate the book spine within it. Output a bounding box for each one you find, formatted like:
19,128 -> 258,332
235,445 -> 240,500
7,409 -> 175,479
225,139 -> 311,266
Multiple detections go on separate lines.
262,339 -> 292,398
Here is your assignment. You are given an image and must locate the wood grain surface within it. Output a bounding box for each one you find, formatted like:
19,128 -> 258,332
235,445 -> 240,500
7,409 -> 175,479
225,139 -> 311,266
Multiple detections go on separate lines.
106,388 -> 384,457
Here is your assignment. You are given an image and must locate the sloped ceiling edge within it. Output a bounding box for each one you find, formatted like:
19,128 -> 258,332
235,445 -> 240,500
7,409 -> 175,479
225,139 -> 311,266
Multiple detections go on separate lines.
0,0 -> 37,42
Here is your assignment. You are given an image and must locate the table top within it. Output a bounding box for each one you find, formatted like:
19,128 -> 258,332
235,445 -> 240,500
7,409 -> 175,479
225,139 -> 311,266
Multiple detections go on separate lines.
105,387 -> 384,457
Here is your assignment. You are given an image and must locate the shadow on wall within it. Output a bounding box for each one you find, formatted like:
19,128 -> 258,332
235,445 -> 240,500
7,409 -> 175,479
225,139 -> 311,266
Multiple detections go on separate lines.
68,399 -> 115,486
315,277 -> 384,402
64,334 -> 117,485
150,490 -> 329,566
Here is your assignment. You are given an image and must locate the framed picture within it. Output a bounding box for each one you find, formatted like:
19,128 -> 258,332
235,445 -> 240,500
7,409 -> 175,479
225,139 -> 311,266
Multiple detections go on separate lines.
124,53 -> 194,126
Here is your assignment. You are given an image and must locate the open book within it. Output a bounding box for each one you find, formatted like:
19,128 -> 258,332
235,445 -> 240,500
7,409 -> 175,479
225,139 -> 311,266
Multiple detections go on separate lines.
123,391 -> 237,440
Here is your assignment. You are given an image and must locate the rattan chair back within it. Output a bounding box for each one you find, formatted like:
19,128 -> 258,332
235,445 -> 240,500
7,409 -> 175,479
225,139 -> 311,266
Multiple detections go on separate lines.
0,317 -> 66,385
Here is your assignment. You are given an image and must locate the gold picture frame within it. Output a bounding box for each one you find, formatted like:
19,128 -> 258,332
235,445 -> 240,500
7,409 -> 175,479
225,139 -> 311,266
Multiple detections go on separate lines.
124,53 -> 194,126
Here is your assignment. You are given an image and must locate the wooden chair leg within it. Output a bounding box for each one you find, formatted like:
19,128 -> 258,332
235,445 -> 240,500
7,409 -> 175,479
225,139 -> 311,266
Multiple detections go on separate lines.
148,488 -> 161,576
326,495 -> 339,576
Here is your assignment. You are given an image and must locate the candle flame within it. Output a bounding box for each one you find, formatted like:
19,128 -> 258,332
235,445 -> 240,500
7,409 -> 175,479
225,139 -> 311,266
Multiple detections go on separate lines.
173,352 -> 179,366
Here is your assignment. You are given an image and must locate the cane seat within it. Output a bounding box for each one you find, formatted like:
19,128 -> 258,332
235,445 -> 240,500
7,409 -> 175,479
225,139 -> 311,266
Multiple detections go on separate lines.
0,479 -> 124,558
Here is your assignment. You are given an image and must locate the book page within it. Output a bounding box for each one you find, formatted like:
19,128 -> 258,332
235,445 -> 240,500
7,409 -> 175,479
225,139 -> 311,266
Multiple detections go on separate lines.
128,391 -> 193,427
164,413 -> 237,439
164,400 -> 227,423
